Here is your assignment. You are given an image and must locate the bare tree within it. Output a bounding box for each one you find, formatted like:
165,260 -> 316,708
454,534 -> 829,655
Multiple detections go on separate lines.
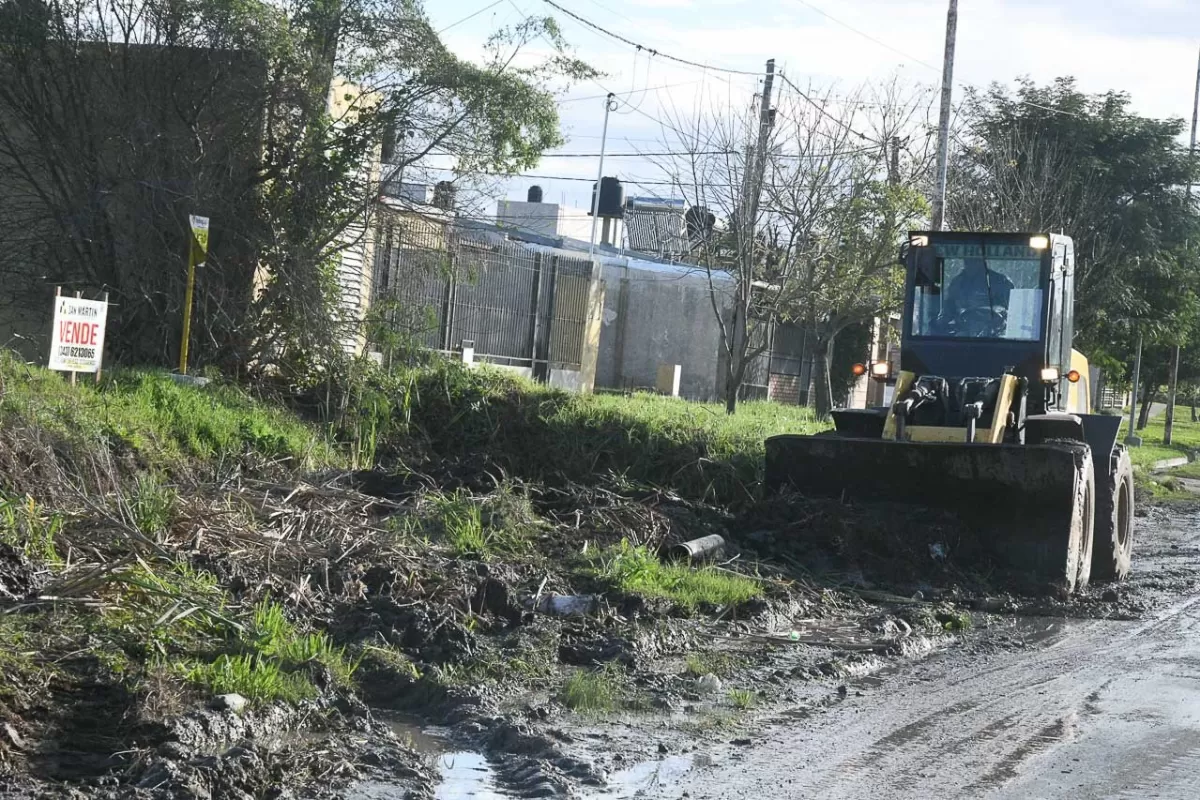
647,76 -> 933,414
770,79 -> 935,417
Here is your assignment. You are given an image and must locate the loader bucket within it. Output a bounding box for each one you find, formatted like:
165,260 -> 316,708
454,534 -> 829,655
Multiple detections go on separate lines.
764,435 -> 1095,593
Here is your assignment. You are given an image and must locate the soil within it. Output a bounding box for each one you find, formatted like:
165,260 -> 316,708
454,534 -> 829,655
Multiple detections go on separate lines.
4,460 -> 1196,800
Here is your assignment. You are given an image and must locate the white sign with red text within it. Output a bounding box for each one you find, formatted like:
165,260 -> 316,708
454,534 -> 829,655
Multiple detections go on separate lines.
49,296 -> 108,373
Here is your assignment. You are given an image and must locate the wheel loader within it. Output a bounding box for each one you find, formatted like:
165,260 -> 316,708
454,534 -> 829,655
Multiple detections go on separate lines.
765,231 -> 1134,593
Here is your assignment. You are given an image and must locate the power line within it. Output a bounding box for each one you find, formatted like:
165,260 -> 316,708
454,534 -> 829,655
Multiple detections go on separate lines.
791,0 -> 940,73
558,81 -> 703,104
427,143 -> 882,160
540,0 -> 765,77
438,0 -> 507,34
776,73 -> 883,144
789,0 -> 1085,122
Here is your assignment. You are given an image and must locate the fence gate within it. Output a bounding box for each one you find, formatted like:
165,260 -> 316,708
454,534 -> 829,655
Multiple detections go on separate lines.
374,223 -> 592,375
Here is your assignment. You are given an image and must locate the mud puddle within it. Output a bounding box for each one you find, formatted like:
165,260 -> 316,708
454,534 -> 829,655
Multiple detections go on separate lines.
348,750 -> 504,799
348,715 -> 509,800
599,755 -> 695,797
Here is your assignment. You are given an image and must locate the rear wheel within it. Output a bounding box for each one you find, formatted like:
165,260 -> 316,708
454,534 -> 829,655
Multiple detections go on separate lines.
1091,447 -> 1134,581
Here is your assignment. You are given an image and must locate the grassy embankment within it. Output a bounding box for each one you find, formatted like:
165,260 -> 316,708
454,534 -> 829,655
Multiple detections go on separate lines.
1116,409 -> 1200,498
0,351 -> 823,723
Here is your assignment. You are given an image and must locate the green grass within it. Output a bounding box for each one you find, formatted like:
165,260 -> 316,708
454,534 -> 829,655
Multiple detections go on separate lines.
179,654 -> 316,705
727,688 -> 757,709
0,493 -> 63,565
102,568 -> 356,706
169,600 -> 358,706
684,651 -> 737,677
0,351 -> 335,470
558,667 -> 619,713
1121,410 -> 1200,469
427,491 -> 532,559
129,473 -> 177,535
373,360 -> 825,505
597,541 -> 763,609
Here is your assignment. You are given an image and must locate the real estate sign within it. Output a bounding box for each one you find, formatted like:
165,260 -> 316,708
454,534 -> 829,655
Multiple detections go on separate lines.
48,296 -> 108,373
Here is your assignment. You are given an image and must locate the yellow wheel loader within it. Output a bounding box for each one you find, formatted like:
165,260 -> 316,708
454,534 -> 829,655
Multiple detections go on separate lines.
766,232 -> 1134,593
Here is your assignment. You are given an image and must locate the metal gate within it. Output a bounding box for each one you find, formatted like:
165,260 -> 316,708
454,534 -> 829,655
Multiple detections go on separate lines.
373,219 -> 593,373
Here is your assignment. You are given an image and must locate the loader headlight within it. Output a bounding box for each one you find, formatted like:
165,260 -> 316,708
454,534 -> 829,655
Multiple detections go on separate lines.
870,361 -> 890,379
1029,235 -> 1050,249
1041,366 -> 1060,383
1067,369 -> 1081,383
910,235 -> 929,247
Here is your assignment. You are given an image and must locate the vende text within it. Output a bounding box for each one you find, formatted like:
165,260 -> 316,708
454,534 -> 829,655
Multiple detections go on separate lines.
59,321 -> 100,346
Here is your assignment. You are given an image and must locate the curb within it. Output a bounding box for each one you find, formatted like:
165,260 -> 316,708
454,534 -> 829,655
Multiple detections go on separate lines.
1151,455 -> 1194,472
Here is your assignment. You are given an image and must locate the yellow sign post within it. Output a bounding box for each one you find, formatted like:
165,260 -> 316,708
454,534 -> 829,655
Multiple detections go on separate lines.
179,214 -> 209,374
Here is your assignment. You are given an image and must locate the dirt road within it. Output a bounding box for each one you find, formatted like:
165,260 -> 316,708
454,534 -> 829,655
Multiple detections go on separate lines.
655,507 -> 1200,800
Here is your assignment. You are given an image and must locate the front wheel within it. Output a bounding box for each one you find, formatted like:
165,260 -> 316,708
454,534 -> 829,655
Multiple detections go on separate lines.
1092,448 -> 1134,581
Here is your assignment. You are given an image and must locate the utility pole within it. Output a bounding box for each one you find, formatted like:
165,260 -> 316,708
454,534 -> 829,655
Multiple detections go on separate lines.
931,0 -> 958,231
588,93 -> 618,260
1165,45 -> 1200,445
727,58 -> 776,414
1127,332 -> 1143,446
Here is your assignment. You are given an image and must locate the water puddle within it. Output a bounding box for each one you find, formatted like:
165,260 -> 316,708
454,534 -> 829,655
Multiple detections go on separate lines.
346,751 -> 504,799
434,751 -> 506,799
380,713 -> 450,754
596,755 -> 694,797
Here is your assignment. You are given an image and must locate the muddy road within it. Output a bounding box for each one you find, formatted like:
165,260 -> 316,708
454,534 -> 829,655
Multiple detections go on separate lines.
642,505 -> 1200,800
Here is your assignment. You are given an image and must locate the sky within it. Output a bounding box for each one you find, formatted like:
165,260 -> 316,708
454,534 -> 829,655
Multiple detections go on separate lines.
423,0 -> 1200,220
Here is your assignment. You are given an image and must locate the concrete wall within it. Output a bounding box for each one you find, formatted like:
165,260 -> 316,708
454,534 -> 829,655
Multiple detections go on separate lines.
595,261 -> 732,401
496,200 -> 603,243
496,200 -> 561,238
0,43 -> 268,366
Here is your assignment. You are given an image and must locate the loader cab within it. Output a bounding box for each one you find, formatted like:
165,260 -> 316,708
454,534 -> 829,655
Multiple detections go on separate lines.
901,231 -> 1077,417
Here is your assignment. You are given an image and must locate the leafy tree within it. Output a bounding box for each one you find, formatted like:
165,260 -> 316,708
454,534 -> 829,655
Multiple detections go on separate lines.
946,77 -> 1200,369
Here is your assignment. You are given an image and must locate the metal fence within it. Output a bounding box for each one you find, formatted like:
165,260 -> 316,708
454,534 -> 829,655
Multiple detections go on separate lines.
372,217 -> 594,373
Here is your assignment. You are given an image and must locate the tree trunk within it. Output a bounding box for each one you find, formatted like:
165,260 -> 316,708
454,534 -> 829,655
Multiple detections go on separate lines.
724,299 -> 747,415
1137,378 -> 1154,430
813,334 -> 836,420
1165,345 -> 1180,444
1192,385 -> 1198,423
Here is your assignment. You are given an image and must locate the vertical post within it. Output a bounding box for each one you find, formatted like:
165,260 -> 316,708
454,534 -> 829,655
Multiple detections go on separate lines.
95,291 -> 109,384
588,94 -> 618,260
1167,47 -> 1200,445
729,59 -> 776,414
1127,332 -> 1143,446
1167,345 -> 1181,444
528,250 -> 543,370
1188,44 -> 1200,204
180,214 -> 209,375
53,286 -> 65,383
179,237 -> 197,374
70,290 -> 81,385
578,259 -> 606,394
931,0 -> 958,231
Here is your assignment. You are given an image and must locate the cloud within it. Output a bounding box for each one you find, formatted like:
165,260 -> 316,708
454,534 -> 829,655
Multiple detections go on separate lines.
431,0 -> 1200,213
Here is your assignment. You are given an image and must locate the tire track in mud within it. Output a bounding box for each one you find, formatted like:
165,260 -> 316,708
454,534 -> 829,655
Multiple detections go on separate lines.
663,521 -> 1200,800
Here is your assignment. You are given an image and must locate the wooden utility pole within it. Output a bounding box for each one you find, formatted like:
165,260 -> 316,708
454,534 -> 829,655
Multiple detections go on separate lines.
931,0 -> 958,231
1165,45 -> 1200,445
727,59 -> 776,414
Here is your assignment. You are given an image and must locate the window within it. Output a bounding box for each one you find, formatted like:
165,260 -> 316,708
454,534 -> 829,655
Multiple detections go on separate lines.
911,242 -> 1044,341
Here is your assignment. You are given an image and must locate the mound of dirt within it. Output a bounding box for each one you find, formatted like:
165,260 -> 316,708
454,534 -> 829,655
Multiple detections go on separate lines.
0,543 -> 43,601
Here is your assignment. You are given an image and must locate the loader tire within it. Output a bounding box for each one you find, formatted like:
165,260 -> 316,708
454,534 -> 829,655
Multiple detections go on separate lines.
1072,445 -> 1096,592
1091,447 -> 1134,582
1041,441 -> 1095,594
